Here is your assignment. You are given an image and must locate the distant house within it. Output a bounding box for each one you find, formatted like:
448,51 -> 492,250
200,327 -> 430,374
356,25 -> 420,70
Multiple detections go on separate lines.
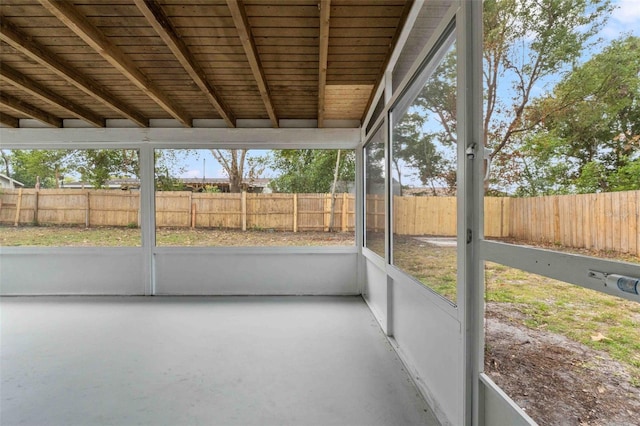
63,178 -> 141,190
63,177 -> 271,193
178,178 -> 271,193
403,186 -> 456,197
0,174 -> 24,189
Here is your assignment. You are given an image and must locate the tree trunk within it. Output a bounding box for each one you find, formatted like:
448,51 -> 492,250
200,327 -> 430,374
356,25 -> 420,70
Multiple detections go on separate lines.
54,166 -> 60,188
211,149 -> 248,193
392,158 -> 403,196
0,149 -> 10,176
229,173 -> 242,193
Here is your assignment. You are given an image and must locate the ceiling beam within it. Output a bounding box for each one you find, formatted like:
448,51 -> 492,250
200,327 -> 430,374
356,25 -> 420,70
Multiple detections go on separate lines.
0,113 -> 19,128
0,19 -> 148,127
317,0 -> 331,128
0,93 -> 62,128
134,0 -> 235,128
0,64 -> 105,128
39,0 -> 192,127
226,0 -> 278,128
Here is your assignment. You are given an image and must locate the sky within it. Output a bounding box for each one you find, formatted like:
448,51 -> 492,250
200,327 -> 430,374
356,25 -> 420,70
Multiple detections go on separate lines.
175,149 -> 270,181
604,0 -> 640,39
177,0 -> 640,184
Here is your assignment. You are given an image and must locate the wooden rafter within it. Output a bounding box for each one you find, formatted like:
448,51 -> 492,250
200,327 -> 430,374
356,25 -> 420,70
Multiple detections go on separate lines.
0,19 -> 148,127
0,113 -> 19,128
0,64 -> 105,128
39,0 -> 192,127
226,0 -> 278,128
317,0 -> 331,128
134,0 -> 235,127
0,93 -> 62,128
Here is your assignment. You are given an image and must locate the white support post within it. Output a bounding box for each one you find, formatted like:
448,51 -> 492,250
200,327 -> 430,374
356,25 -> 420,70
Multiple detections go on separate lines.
140,144 -> 156,296
458,1 -> 485,425
355,143 -> 365,294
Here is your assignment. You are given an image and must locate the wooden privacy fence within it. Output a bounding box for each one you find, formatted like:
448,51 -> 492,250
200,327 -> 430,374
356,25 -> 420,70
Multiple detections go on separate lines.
0,189 -> 356,232
507,191 -> 639,256
1,189 -> 638,255
155,192 -> 355,232
0,189 -> 140,228
388,191 -> 638,255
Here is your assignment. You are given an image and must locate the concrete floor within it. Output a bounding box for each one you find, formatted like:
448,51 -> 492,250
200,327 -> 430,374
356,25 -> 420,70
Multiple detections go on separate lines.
1,296 -> 439,426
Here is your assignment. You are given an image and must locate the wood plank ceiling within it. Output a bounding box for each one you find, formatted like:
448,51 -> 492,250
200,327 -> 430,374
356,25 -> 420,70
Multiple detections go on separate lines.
0,0 -> 411,129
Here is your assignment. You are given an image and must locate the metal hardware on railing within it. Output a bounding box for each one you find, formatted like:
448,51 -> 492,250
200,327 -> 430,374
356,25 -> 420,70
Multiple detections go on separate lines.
483,147 -> 493,183
588,270 -> 640,296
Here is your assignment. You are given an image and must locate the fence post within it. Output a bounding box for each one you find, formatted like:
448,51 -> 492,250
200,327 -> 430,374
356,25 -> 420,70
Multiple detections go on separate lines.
324,194 -> 330,232
33,189 -> 39,225
13,188 -> 23,226
189,192 -> 195,229
553,196 -> 560,243
374,195 -> 380,232
137,192 -> 141,227
85,191 -> 90,228
293,193 -> 298,232
241,191 -> 247,231
341,193 -> 347,232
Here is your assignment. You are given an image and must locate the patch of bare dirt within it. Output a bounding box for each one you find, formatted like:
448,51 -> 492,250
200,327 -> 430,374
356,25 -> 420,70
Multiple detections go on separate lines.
485,303 -> 640,425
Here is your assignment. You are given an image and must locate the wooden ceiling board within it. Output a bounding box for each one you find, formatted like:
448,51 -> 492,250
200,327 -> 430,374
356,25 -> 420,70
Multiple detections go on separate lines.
0,112 -> 21,127
330,5 -> 405,17
156,5 -> 232,17
0,107 -> 28,120
157,0 -> 228,5
244,4 -> 318,17
243,0 -> 318,5
0,84 -> 70,119
0,19 -> 149,125
0,92 -> 62,127
0,0 -> 413,127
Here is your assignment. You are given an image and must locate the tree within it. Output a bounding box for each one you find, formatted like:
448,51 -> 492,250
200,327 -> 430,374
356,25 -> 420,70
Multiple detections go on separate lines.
155,149 -> 194,191
414,42 -> 457,146
411,0 -> 613,192
8,149 -> 76,188
392,112 -> 449,194
75,149 -> 139,188
0,149 -> 10,176
7,149 -> 141,189
391,43 -> 456,195
365,140 -> 385,193
267,150 -> 355,193
518,36 -> 640,194
482,0 -> 614,190
210,149 -> 264,193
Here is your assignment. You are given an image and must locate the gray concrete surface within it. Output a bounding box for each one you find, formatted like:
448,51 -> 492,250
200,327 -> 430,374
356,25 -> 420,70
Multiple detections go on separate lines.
1,296 -> 439,426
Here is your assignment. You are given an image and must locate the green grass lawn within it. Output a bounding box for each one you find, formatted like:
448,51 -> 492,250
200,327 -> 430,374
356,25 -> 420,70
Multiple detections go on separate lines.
0,225 -> 143,247
393,235 -> 458,302
486,262 -> 640,386
0,225 -> 355,247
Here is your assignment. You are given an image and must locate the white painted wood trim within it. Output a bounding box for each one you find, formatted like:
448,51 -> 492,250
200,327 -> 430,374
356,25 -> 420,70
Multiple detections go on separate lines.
0,127 -> 360,149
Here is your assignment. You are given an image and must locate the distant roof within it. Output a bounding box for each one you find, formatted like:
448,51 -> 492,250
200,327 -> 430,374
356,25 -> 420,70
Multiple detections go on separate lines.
179,178 -> 270,187
0,173 -> 24,187
403,187 -> 455,196
65,177 -> 270,188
